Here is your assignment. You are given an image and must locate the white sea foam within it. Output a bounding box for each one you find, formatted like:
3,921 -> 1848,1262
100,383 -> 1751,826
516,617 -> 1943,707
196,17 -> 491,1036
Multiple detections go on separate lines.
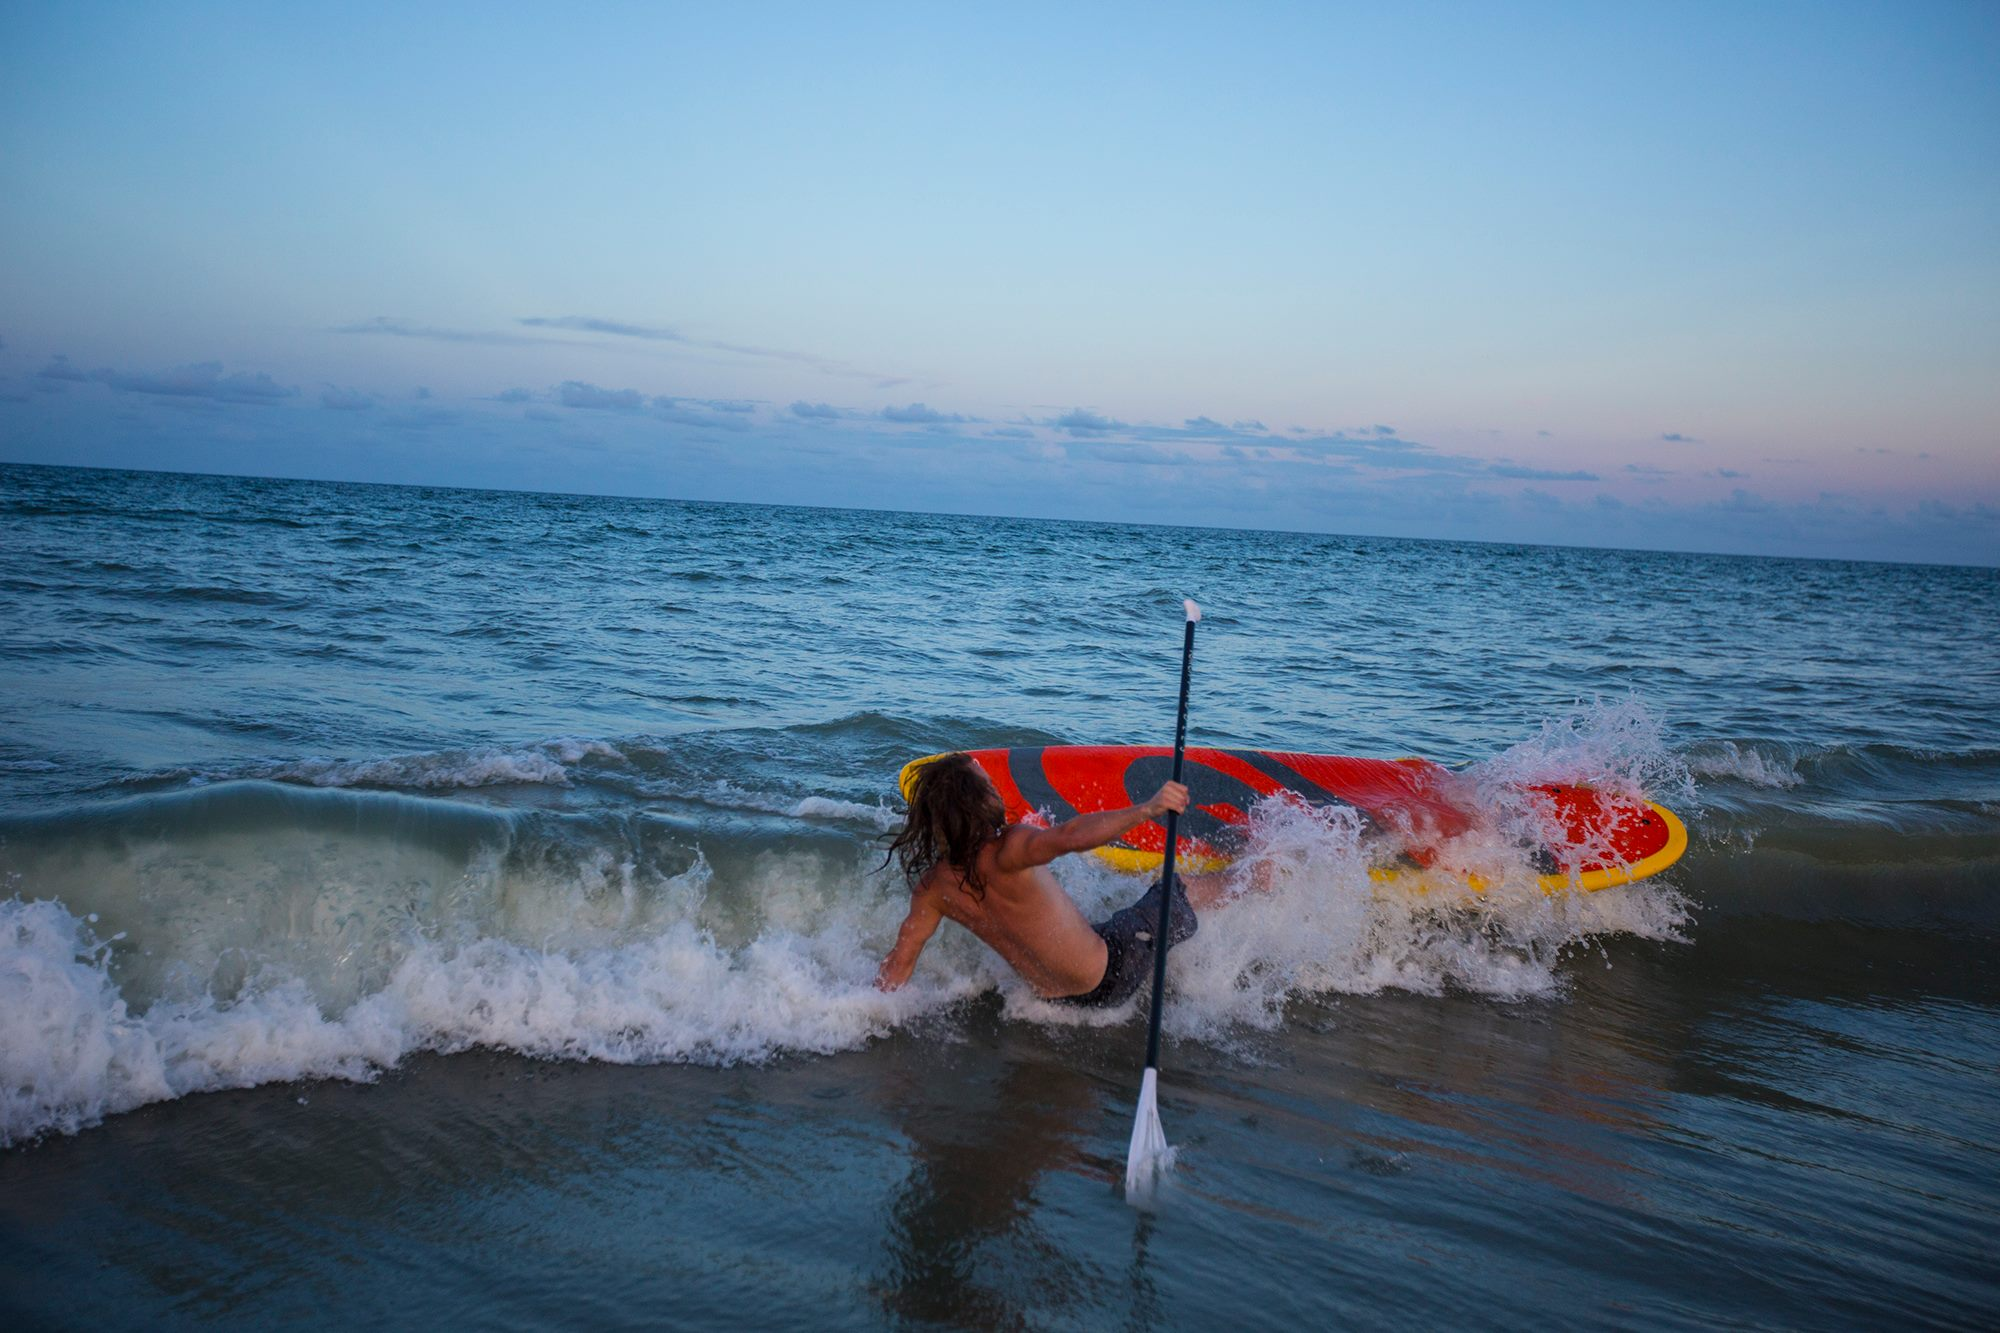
2,814 -> 1683,1146
1472,695 -> 1694,804
1,700 -> 1691,1146
0,886 -> 985,1148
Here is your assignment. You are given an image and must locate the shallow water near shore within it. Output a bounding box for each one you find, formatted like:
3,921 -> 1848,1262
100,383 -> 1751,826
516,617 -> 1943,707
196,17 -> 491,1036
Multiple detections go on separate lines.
2,463 -> 1996,1327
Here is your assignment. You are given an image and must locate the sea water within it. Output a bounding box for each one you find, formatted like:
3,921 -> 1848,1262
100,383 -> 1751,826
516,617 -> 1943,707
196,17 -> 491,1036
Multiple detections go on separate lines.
1,463 -> 1994,1327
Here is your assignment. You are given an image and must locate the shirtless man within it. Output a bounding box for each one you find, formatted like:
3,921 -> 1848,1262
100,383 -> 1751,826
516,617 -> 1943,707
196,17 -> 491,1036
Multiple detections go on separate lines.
876,752 -> 1226,1007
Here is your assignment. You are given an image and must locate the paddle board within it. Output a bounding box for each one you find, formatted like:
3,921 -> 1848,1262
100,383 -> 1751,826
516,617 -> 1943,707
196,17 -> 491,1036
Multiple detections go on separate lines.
897,745 -> 1686,893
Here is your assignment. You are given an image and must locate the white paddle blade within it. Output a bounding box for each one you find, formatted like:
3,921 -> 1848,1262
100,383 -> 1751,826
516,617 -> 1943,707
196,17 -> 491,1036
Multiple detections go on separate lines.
1183,598 -> 1201,624
1124,1067 -> 1176,1202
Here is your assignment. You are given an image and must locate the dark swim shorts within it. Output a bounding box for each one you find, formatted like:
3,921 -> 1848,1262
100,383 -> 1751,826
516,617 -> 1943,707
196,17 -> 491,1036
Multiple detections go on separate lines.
1055,877 -> 1199,1009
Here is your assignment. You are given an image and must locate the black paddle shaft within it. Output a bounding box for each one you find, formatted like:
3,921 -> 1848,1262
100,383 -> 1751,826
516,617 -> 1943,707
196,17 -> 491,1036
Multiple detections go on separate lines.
1143,616 -> 1197,1071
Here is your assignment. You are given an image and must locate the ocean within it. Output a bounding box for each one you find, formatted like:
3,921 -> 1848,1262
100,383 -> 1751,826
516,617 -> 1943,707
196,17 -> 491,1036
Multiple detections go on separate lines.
1,461 -> 1995,1328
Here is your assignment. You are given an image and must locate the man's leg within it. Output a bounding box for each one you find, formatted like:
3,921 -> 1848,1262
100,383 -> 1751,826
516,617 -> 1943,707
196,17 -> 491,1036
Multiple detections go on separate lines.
1176,868 -> 1231,910
1177,857 -> 1275,910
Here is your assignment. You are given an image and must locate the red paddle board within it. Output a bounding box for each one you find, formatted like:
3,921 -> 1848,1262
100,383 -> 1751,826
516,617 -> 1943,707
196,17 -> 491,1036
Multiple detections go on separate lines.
898,746 -> 1686,893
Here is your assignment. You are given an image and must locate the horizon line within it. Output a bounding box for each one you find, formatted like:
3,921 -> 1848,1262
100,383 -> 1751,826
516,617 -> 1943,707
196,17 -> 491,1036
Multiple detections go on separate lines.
5,457 -> 1991,574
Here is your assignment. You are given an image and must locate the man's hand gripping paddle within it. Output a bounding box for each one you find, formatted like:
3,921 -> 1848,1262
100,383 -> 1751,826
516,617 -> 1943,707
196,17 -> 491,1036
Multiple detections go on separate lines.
1125,598 -> 1199,1204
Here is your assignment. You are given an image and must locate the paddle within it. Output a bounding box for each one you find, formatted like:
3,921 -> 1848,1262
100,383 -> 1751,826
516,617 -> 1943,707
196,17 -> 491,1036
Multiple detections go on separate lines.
1125,597 -> 1200,1202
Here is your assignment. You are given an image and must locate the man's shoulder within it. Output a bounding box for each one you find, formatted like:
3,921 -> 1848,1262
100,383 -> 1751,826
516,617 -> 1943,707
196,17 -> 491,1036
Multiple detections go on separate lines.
987,821 -> 1045,863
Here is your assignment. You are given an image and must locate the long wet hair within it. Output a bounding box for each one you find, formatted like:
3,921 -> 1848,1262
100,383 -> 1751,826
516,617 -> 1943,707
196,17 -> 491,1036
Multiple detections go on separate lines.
884,752 -> 1007,899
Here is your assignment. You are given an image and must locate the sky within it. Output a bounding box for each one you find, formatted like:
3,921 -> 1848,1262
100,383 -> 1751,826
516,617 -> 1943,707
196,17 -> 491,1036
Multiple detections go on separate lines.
2,1 -> 1996,564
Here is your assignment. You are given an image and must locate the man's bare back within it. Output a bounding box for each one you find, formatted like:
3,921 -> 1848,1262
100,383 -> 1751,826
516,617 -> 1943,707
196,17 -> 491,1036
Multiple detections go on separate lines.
877,772 -> 1197,998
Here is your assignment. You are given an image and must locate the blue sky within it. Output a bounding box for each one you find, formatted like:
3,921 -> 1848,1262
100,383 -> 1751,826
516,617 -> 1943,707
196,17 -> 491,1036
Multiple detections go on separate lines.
2,1 -> 1995,564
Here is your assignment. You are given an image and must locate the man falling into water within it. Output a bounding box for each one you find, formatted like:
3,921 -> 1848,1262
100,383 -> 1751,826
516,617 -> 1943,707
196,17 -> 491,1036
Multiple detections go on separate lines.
876,752 -> 1233,1007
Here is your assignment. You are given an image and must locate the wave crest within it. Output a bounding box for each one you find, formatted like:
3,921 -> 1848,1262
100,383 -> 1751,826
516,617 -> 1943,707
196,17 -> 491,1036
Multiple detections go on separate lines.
224,739 -> 624,791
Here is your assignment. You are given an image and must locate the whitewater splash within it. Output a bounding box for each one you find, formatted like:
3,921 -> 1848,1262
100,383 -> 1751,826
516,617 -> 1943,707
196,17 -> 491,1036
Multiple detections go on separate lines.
1,704 -> 1693,1147
1014,712 -> 1694,1038
0,867 -> 987,1149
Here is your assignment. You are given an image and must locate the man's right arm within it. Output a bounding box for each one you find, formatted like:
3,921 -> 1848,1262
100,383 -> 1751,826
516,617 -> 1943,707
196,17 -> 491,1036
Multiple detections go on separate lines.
995,782 -> 1190,871
875,881 -> 943,991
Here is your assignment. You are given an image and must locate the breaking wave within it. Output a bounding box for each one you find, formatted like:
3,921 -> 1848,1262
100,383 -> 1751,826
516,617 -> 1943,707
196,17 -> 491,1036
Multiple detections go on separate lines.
7,699 -> 1994,1148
